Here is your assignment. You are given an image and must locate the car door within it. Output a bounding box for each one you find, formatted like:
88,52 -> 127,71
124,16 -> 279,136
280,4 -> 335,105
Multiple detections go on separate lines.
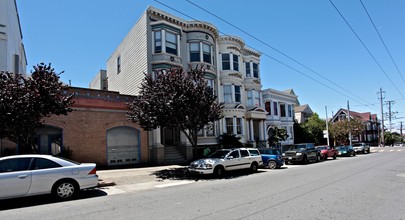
0,157 -> 33,199
307,144 -> 317,160
28,158 -> 65,195
225,150 -> 242,171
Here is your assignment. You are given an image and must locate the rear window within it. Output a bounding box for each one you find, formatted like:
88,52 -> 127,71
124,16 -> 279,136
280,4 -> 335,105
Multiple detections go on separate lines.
248,149 -> 260,156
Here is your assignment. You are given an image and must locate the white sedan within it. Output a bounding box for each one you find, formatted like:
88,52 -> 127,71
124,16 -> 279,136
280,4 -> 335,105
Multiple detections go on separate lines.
0,154 -> 98,200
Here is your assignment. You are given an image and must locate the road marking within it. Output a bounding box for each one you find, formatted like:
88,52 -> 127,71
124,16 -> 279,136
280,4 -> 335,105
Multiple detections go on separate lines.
154,181 -> 194,188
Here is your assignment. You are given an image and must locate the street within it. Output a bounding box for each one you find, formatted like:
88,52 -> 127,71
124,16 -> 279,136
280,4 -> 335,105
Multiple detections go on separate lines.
1,147 -> 405,220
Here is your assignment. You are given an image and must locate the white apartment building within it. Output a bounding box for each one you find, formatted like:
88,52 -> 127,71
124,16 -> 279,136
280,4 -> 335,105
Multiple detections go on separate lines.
92,6 -> 267,163
0,0 -> 26,76
263,88 -> 298,145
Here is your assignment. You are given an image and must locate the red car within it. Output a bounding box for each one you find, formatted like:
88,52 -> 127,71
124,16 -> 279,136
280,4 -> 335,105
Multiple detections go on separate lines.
315,145 -> 337,160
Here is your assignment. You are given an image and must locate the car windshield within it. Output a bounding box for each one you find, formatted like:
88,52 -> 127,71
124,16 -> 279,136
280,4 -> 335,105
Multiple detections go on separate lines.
316,146 -> 327,150
207,150 -> 231,159
290,144 -> 306,150
337,146 -> 347,150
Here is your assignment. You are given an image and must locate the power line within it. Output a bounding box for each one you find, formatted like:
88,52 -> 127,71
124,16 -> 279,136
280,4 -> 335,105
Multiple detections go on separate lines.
185,0 -> 375,108
359,0 -> 405,84
328,0 -> 405,100
152,0 -> 378,111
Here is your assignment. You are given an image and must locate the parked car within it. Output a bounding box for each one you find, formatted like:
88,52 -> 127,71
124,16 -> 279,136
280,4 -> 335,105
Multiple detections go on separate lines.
258,148 -> 284,169
394,142 -> 404,147
282,143 -> 321,164
315,145 -> 338,160
352,143 -> 370,154
188,148 -> 263,177
0,154 -> 98,200
336,145 -> 356,157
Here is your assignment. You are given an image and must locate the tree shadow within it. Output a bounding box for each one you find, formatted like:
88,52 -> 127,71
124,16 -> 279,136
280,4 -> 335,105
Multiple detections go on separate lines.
150,166 -> 265,181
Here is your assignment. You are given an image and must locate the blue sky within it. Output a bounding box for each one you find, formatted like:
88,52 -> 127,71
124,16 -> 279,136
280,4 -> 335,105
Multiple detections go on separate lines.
16,0 -> 405,130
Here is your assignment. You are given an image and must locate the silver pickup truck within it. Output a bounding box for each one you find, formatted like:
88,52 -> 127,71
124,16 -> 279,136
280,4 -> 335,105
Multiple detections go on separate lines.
352,143 -> 370,154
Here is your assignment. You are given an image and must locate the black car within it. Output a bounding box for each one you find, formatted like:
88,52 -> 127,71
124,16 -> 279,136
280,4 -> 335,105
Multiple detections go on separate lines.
282,143 -> 321,164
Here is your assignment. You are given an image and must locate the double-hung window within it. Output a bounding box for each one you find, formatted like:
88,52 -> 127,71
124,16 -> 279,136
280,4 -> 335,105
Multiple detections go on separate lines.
222,54 -> 230,70
233,54 -> 239,71
203,43 -> 211,63
280,104 -> 286,117
224,85 -> 232,103
245,62 -> 251,77
225,117 -> 243,135
236,118 -> 242,134
247,91 -> 253,106
165,32 -> 177,55
190,43 -> 200,62
265,101 -> 271,115
225,118 -> 233,135
154,31 -> 162,53
254,91 -> 260,106
253,63 -> 259,78
234,85 -> 241,102
288,105 -> 292,117
273,102 -> 278,116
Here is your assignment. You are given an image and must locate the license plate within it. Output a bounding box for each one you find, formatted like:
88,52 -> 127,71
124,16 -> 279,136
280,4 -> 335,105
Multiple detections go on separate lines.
288,157 -> 292,160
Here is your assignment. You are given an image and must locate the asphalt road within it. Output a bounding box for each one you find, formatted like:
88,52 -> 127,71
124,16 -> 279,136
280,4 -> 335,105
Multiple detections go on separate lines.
1,148 -> 405,220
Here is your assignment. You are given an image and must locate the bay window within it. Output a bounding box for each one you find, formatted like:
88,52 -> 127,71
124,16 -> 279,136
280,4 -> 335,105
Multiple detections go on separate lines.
203,43 -> 211,63
222,54 -> 230,70
233,54 -> 239,71
165,32 -> 177,55
190,43 -> 200,62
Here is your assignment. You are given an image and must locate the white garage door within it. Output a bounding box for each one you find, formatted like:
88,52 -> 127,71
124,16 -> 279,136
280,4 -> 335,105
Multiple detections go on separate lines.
107,126 -> 139,166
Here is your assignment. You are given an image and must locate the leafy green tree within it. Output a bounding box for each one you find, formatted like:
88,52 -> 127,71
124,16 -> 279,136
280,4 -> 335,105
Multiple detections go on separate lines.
384,131 -> 401,146
268,127 -> 288,147
329,118 -> 364,145
127,67 -> 223,158
0,63 -> 74,153
302,113 -> 326,145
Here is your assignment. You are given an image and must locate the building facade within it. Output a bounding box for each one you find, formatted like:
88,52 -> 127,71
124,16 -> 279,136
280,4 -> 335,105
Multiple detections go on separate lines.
0,0 -> 26,76
294,104 -> 314,124
92,6 -> 267,163
262,88 -> 298,146
330,108 -> 379,146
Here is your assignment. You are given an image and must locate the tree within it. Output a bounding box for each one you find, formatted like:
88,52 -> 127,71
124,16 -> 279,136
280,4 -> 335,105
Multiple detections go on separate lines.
0,63 -> 74,153
302,113 -> 326,145
127,67 -> 223,158
329,118 -> 364,145
267,127 -> 288,147
384,131 -> 401,146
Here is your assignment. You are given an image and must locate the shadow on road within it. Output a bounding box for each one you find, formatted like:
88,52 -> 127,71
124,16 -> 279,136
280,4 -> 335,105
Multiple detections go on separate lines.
150,166 -> 266,181
0,189 -> 107,211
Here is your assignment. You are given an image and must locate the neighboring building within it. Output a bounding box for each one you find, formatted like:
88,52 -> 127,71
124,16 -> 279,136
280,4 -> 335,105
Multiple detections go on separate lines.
295,104 -> 313,124
330,108 -> 379,146
263,88 -> 298,145
1,87 -> 149,167
92,6 -> 267,163
89,69 -> 107,90
0,0 -> 26,76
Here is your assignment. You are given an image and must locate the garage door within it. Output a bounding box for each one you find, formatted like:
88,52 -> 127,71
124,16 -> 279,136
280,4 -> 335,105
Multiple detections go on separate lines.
107,126 -> 139,166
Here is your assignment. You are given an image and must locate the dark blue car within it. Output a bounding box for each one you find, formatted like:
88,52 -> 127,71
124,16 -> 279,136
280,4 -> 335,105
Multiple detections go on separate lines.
258,148 -> 284,169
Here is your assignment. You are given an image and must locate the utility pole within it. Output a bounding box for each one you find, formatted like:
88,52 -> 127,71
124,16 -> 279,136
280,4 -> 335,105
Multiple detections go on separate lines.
385,100 -> 396,132
378,88 -> 385,147
347,100 -> 352,146
325,106 -> 330,146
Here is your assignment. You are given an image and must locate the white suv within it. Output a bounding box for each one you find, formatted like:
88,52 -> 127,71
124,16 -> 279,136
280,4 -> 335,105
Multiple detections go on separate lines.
188,148 -> 263,177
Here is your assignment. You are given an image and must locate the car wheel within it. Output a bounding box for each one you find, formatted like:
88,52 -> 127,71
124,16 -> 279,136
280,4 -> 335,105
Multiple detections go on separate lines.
333,154 -> 337,160
363,149 -> 366,154
214,166 -> 225,177
267,160 -> 277,169
316,154 -> 321,162
53,180 -> 78,200
250,162 -> 258,173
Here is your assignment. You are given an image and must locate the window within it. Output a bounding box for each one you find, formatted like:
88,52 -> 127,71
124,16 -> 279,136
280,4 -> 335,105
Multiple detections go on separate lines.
254,91 -> 261,106
236,118 -> 242,134
203,43 -> 211,63
222,54 -> 230,70
190,43 -> 200,62
265,101 -> 271,114
226,118 -> 233,135
0,158 -> 32,173
224,85 -> 232,103
288,105 -> 292,117
248,149 -> 260,156
154,31 -> 162,53
247,91 -> 253,106
229,150 -> 240,159
233,54 -> 239,71
273,102 -> 278,116
245,62 -> 251,77
206,78 -> 215,94
280,104 -> 286,117
117,56 -> 121,74
33,158 -> 62,170
253,63 -> 259,78
165,32 -> 177,55
235,85 -> 241,102
240,150 -> 249,157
